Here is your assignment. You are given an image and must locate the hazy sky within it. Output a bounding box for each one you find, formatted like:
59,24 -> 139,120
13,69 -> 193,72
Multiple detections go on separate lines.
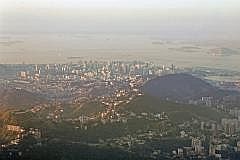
1,0 -> 239,9
0,0 -> 240,39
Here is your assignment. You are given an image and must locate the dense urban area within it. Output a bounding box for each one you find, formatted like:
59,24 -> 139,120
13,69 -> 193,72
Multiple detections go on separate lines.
1,61 -> 240,159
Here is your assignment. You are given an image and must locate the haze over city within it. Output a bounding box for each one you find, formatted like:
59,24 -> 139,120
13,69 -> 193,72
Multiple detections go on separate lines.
0,0 -> 240,70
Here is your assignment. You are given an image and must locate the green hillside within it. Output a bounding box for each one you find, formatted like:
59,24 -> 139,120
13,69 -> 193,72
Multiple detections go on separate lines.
122,95 -> 230,123
6,95 -> 231,144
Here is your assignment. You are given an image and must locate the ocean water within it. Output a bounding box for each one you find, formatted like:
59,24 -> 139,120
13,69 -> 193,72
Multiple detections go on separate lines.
0,33 -> 239,71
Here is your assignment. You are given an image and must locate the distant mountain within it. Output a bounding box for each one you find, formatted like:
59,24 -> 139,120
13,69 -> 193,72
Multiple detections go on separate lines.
143,73 -> 231,102
0,88 -> 46,108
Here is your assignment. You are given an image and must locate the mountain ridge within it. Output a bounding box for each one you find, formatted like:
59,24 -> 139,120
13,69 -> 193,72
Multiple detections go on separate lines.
142,73 -> 233,102
0,87 -> 46,108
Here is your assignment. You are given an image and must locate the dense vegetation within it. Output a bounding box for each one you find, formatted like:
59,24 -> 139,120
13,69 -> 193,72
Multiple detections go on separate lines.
123,95 -> 230,123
